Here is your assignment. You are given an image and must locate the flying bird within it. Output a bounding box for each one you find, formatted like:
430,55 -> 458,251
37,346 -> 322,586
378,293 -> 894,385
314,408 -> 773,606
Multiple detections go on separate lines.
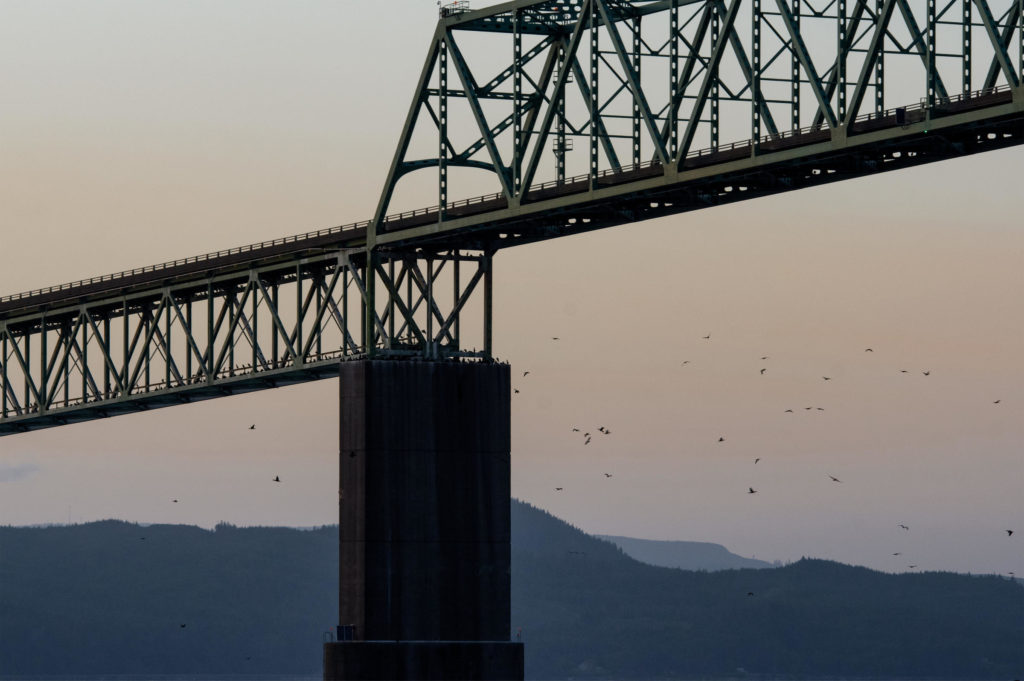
702,334 -> 711,339
993,400 -> 1001,404
761,356 -> 769,360
681,360 -> 690,365
828,475 -> 842,483
584,436 -> 591,445
598,426 -> 606,433
784,409 -> 793,413
273,476 -> 281,482
718,437 -> 726,443
249,424 -> 255,430
865,348 -> 873,352
551,337 -> 560,341
555,487 -> 563,491
899,524 -> 909,531
816,407 -> 825,411
900,369 -> 909,373
747,592 -> 755,596
514,389 -> 519,394
172,499 -> 178,503
1007,530 -> 1014,537
523,371 -> 530,377
604,473 -> 612,478
572,427 -> 580,432
822,376 -> 831,381
180,624 -> 187,629
748,487 -> 758,494
922,371 -> 930,376
892,552 -> 901,556
760,368 -> 766,375
908,565 -> 917,569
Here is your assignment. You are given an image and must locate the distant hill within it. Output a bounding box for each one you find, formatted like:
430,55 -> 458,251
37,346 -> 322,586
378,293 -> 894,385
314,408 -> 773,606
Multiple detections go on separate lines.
1,500 -> 1021,679
596,534 -> 774,571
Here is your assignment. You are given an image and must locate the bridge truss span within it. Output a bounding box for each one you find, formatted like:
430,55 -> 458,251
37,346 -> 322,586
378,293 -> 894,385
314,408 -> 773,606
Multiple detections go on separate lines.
0,248 -> 493,435
2,0 -> 1023,435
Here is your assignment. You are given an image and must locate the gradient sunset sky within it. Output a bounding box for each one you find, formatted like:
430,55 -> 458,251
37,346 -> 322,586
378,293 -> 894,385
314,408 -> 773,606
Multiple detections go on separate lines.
0,1 -> 1021,576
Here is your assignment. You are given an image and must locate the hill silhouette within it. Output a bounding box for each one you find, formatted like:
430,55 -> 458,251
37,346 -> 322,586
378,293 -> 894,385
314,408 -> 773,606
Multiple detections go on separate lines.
1,501 -> 1021,679
596,534 -> 774,570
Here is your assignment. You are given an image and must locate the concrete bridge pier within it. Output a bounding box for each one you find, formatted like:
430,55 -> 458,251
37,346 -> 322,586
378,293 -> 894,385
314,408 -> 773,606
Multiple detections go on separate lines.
324,359 -> 523,681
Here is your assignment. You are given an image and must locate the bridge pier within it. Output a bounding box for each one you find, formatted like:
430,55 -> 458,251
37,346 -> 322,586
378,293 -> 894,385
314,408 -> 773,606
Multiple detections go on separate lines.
324,359 -> 523,681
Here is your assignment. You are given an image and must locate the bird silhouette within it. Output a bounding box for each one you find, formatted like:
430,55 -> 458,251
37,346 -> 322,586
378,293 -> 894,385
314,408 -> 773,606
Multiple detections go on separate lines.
598,426 -> 606,433
816,407 -> 825,411
584,432 -> 590,438
822,376 -> 831,381
172,499 -> 178,503
249,424 -> 255,430
681,360 -> 690,365
993,400 -> 1001,404
805,407 -> 813,410
584,437 -> 591,445
784,409 -> 793,413
747,591 -> 755,596
718,437 -> 725,443
828,475 -> 842,483
865,348 -> 874,352
748,487 -> 757,494
273,476 -> 281,482
899,524 -> 910,530
900,369 -> 909,373
922,371 -> 930,376
180,624 -> 187,628
551,337 -> 560,341
572,427 -> 580,432
908,565 -> 917,569
761,356 -> 769,360
754,458 -> 761,464
555,487 -> 563,491
1008,530 -> 1014,537
703,335 -> 711,339
604,473 -> 612,478
892,552 -> 901,556
760,368 -> 766,375
514,389 -> 519,394
523,371 -> 530,377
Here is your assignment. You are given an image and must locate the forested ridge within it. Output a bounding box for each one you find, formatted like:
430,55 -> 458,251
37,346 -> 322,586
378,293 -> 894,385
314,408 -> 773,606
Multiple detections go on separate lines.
0,500 -> 1020,678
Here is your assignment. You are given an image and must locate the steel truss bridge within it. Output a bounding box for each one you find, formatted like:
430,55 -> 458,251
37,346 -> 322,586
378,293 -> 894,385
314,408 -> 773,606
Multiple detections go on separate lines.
1,0 -> 1022,435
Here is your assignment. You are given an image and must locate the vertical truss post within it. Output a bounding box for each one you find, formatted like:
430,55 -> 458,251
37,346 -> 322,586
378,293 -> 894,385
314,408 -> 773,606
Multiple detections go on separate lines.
670,0 -> 679,156
963,0 -> 973,92
183,303 -> 191,384
103,316 -> 111,396
557,42 -> 567,183
927,0 -> 937,106
39,315 -> 47,411
453,252 -> 461,348
205,287 -> 213,381
388,260 -> 396,342
80,317 -> 88,402
251,285 -> 259,370
711,3 -> 721,150
363,254 -> 377,357
2,331 -> 7,418
513,10 -> 524,195
792,0 -> 802,130
589,0 -> 600,188
164,300 -> 171,386
876,0 -> 886,112
439,37 -> 449,219
1019,0 -> 1023,83
838,0 -> 848,122
426,258 -> 435,358
753,0 -> 763,149
483,251 -> 493,359
632,15 -> 643,167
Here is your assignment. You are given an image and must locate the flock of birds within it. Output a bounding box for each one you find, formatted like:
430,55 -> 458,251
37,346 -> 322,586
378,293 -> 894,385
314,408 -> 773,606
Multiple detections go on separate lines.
513,333 -> 1017,573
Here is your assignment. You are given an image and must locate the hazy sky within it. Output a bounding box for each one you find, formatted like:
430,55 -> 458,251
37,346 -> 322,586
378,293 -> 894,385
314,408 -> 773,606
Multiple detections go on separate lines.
0,1 -> 1021,577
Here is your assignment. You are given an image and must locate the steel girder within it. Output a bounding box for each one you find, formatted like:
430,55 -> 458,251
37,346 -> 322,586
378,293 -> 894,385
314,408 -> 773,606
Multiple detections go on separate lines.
372,0 -> 1024,229
0,248 -> 493,435
2,0 -> 1023,435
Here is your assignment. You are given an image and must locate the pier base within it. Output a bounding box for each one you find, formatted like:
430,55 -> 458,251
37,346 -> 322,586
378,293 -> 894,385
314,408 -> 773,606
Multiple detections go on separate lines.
325,360 -> 521,681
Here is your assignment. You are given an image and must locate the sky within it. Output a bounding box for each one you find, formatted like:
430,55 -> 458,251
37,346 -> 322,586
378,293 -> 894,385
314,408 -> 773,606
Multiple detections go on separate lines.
0,1 -> 1021,577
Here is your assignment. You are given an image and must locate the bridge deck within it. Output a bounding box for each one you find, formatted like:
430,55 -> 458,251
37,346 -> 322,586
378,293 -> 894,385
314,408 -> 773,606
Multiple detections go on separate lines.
2,86 -> 1017,320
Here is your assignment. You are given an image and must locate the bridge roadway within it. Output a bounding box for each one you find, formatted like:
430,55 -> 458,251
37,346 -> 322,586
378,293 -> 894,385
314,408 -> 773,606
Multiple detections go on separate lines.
3,84 -> 1021,319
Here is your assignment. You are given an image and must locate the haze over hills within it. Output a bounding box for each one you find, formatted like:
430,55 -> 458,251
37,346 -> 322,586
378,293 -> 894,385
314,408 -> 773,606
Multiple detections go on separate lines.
596,534 -> 774,570
0,499 -> 1021,679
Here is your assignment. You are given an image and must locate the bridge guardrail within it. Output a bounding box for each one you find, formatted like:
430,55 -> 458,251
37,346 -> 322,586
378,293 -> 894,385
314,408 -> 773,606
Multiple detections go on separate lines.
1,85 -> 1014,309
